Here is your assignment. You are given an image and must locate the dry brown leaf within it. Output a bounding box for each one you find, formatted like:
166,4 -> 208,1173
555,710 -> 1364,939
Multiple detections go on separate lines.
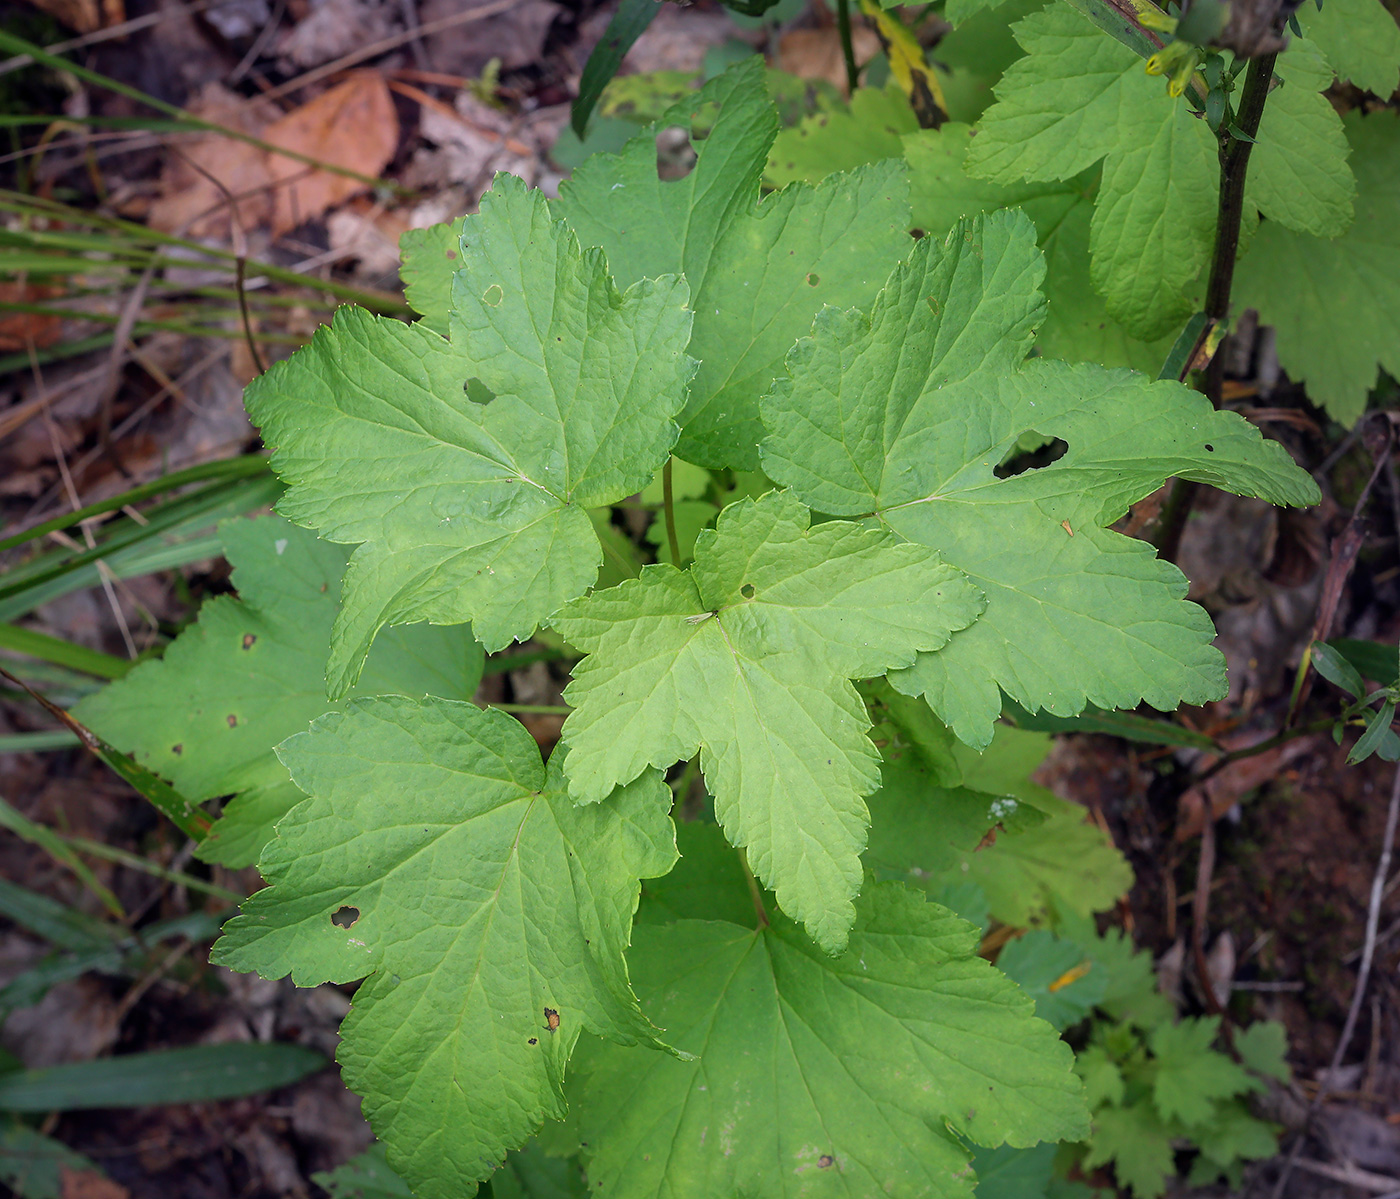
16,0 -> 123,34
59,1168 -> 129,1199
0,281 -> 62,352
264,71 -> 398,236
148,84 -> 278,238
778,26 -> 881,95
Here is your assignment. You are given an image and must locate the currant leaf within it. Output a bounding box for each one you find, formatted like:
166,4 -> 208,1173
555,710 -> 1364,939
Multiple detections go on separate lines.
71,516 -> 482,868
761,209 -> 1320,748
1236,111 -> 1400,425
244,174 -> 695,695
572,882 -> 1089,1199
1300,0 -> 1400,96
211,697 -> 677,1199
553,489 -> 984,952
554,56 -> 911,470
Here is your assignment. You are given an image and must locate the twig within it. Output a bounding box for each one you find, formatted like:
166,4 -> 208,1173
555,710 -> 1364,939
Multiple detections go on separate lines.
834,0 -> 860,94
228,0 -> 287,84
1270,759 -> 1400,1199
1191,810 -> 1228,1018
0,0 -> 219,77
1285,415 -> 1394,727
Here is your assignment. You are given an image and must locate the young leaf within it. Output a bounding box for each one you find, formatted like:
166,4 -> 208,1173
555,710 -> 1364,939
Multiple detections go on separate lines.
1311,640 -> 1366,699
555,490 -> 983,953
72,516 -> 483,867
573,883 -> 1089,1199
762,209 -> 1319,748
1082,1102 -> 1175,1199
1233,1020 -> 1290,1082
212,697 -> 678,1199
1149,1017 -> 1257,1127
554,56 -> 911,470
1236,111 -> 1400,425
244,175 -> 695,695
962,4 -> 1217,339
964,5 -> 1354,338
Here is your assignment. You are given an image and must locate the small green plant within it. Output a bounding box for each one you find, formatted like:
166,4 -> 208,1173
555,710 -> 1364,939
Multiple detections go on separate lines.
1312,639 -> 1400,763
61,15 -> 1364,1197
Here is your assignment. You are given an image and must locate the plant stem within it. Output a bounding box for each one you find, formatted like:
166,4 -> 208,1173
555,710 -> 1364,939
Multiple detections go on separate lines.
738,847 -> 769,930
662,457 -> 682,565
1153,51 -> 1277,565
835,0 -> 860,95
486,703 -> 571,716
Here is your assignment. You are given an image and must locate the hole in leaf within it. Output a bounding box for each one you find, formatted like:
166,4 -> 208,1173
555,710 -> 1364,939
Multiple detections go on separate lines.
1204,443 -> 1215,452
464,377 -> 494,405
655,125 -> 698,181
994,436 -> 1068,480
806,273 -> 820,287
331,906 -> 360,929
740,583 -> 755,599
482,284 -> 503,307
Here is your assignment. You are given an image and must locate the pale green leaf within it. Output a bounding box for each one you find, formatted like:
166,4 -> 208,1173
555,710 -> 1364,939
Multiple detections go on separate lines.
555,490 -> 983,952
398,216 -> 465,336
1074,1043 -> 1125,1109
1088,98 -> 1217,338
964,5 -> 1221,339
574,883 -> 1089,1199
1149,1017 -> 1257,1127
244,175 -> 694,694
1236,111 -> 1400,425
1300,0 -> 1400,95
1246,57 -> 1354,238
1082,1102 -> 1174,1198
766,84 -> 917,189
212,697 -> 677,1199
554,57 -> 911,470
72,516 -> 483,867
761,210 -> 1319,747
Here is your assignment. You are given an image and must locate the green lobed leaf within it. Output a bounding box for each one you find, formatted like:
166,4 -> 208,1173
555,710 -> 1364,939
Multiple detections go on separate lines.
766,84 -> 919,189
1300,0 -> 1400,95
554,489 -> 984,952
244,174 -> 695,695
212,697 -> 678,1199
1148,1016 -> 1257,1127
761,209 -> 1319,748
1236,111 -> 1400,425
1234,1020 -> 1290,1083
574,882 -> 1089,1199
1082,1101 -> 1174,1199
73,516 -> 483,867
398,216 -> 465,336
554,56 -> 912,470
1244,44 -> 1354,239
964,5 -> 1354,339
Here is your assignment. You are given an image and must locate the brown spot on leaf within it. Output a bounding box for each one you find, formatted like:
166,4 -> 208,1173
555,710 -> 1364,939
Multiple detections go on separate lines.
171,744 -> 183,756
544,1007 -> 560,1032
242,633 -> 257,649
528,1037 -> 538,1045
817,1155 -> 834,1169
226,714 -> 238,728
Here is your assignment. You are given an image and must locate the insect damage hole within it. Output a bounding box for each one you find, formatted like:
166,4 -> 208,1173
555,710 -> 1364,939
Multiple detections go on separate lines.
994,436 -> 1068,479
482,284 -> 504,307
740,583 -> 755,599
331,906 -> 360,929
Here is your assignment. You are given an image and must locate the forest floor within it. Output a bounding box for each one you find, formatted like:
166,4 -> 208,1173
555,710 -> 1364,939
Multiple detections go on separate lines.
0,1 -> 1398,1196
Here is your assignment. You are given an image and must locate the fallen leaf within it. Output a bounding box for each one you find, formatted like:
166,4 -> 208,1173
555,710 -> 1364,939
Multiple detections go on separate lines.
0,281 -> 62,352
60,1167 -> 130,1199
264,72 -> 399,236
